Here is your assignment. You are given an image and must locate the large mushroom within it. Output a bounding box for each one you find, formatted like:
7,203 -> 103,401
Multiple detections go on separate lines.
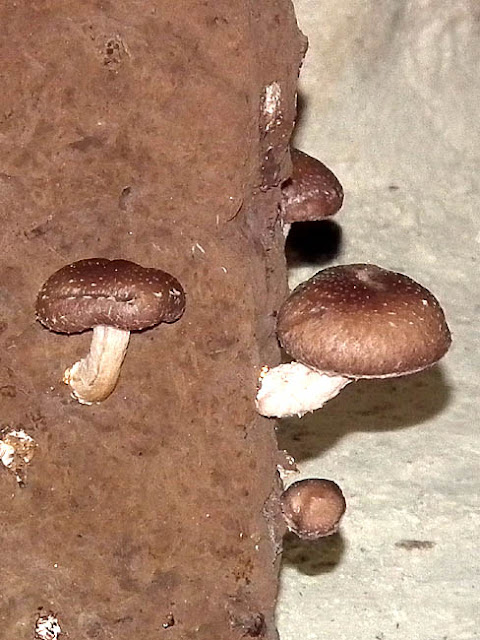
36,258 -> 186,405
256,263 -> 451,418
280,147 -> 344,235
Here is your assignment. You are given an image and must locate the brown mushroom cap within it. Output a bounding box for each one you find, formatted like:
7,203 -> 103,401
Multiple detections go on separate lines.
281,148 -> 344,223
36,258 -> 186,333
280,478 -> 346,540
277,263 -> 451,378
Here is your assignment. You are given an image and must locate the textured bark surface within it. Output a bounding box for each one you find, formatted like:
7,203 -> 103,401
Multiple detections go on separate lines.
0,2 -> 304,639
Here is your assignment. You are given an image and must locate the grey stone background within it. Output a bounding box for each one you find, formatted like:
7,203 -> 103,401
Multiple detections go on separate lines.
276,1 -> 479,639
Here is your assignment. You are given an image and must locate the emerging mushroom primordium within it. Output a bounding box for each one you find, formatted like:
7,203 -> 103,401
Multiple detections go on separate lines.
36,258 -> 186,405
280,147 -> 344,236
280,478 -> 346,540
256,263 -> 451,418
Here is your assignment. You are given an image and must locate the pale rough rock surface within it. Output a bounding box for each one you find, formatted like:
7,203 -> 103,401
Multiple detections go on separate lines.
277,1 -> 479,639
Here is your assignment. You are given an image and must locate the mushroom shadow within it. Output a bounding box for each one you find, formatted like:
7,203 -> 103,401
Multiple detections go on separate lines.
281,531 -> 346,576
285,219 -> 343,269
276,364 -> 452,463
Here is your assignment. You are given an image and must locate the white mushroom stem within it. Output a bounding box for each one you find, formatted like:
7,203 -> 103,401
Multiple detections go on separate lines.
0,440 -> 16,468
255,361 -> 352,418
63,325 -> 130,405
281,220 -> 291,238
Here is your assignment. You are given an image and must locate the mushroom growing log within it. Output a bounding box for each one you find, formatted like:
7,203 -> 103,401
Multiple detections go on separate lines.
0,2 -> 306,639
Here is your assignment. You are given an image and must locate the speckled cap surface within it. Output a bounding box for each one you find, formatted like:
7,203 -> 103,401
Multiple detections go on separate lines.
36,258 -> 186,333
277,263 -> 451,377
281,148 -> 344,223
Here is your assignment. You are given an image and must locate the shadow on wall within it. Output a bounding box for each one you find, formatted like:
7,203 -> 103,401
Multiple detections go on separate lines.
292,91 -> 309,141
285,219 -> 342,268
281,531 -> 347,576
276,365 -> 452,462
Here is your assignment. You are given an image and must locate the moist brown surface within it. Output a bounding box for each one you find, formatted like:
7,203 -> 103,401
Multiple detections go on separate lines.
0,2 -> 305,638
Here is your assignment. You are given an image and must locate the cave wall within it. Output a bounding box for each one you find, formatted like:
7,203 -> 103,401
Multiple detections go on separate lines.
278,1 -> 479,638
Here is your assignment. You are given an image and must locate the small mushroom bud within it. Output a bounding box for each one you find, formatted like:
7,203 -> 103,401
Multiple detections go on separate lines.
256,263 -> 451,418
280,148 -> 344,236
36,258 -> 186,405
280,478 -> 346,540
